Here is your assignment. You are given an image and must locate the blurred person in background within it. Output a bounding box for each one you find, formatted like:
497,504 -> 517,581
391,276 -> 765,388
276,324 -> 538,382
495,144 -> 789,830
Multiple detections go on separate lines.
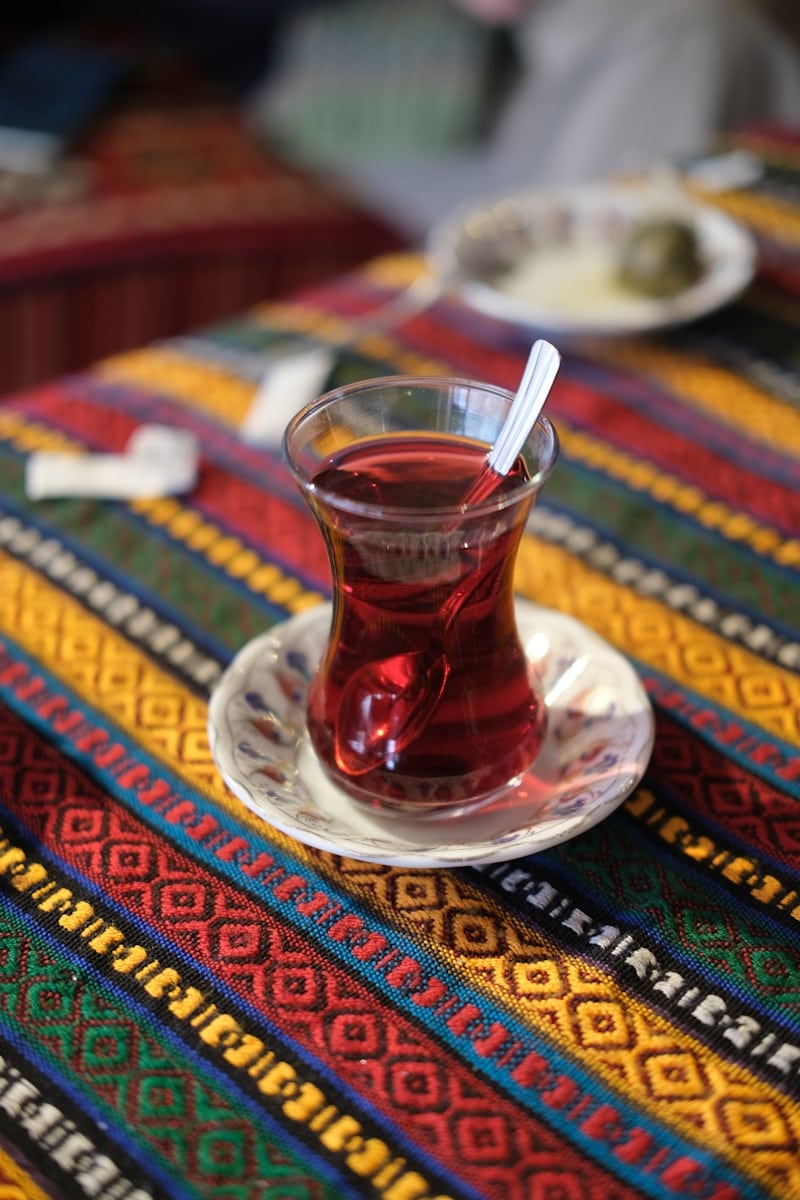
446,0 -> 800,192
247,0 -> 800,236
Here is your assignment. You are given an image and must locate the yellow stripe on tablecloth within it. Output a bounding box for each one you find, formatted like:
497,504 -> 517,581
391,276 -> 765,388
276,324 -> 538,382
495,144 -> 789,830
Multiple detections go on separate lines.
0,1146 -> 52,1200
589,340 -> 800,456
556,419 -> 799,567
248,297 -> 448,378
3,550 -> 799,1194
358,251 -> 431,290
94,325 -> 443,414
0,410 -> 83,454
0,549 -> 228,805
625,787 -> 800,916
0,549 -> 317,874
696,179 -> 800,250
715,191 -> 800,248
94,349 -> 257,427
0,412 -> 325,618
128,495 -> 324,615
515,535 -> 800,746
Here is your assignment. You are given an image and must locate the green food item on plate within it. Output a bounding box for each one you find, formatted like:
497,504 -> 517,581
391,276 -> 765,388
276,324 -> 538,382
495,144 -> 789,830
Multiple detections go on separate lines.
617,215 -> 703,298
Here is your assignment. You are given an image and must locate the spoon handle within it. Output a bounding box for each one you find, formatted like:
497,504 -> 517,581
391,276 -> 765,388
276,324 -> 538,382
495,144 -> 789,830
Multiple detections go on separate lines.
455,339 -> 560,512
488,340 -> 560,477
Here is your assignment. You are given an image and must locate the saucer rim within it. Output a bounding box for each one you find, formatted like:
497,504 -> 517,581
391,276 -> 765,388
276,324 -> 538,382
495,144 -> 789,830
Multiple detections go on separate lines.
207,600 -> 655,867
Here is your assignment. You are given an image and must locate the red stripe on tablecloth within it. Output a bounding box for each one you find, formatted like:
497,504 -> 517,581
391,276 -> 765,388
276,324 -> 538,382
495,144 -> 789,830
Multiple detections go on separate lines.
548,375 -> 800,531
5,384 -> 332,585
649,707 -> 799,864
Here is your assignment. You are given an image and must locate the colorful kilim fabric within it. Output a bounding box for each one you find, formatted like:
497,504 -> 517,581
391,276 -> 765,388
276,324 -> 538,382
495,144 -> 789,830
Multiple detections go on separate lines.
0,126 -> 799,1199
0,103 -> 404,393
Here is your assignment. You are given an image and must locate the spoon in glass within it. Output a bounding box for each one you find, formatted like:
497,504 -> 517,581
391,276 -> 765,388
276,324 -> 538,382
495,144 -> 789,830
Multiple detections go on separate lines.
333,338 -> 561,778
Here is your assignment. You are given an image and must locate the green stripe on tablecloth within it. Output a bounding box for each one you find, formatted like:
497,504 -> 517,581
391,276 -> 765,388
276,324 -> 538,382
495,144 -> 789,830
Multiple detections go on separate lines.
0,901 -> 348,1200
544,459 -> 797,628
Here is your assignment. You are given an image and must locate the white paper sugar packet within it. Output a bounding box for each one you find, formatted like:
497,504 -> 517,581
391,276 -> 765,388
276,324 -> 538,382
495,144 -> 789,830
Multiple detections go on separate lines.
239,345 -> 334,445
26,424 -> 199,501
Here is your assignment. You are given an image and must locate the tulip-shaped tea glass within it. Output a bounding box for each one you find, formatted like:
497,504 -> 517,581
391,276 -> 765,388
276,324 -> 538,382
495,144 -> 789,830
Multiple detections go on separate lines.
283,375 -> 559,818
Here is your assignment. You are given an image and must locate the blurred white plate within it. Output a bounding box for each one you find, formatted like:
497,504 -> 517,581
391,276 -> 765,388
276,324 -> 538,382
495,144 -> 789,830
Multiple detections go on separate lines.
427,181 -> 757,338
208,599 -> 654,868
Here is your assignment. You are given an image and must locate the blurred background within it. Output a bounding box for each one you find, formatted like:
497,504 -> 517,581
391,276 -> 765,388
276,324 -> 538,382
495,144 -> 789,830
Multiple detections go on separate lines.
0,0 -> 798,389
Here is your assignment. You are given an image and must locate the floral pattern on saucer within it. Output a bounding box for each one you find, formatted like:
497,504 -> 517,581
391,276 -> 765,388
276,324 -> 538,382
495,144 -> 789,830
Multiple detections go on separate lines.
207,600 -> 654,867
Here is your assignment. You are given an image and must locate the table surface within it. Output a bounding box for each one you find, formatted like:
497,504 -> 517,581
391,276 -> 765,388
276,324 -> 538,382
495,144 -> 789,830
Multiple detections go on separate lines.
0,103 -> 402,279
0,101 -> 405,394
0,126 -> 798,1200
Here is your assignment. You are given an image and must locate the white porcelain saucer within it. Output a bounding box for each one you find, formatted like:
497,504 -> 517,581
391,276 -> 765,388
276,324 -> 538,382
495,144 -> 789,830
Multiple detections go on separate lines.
207,600 -> 654,867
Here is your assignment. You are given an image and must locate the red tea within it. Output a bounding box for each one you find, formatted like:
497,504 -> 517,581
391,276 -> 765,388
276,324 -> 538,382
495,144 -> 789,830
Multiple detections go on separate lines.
306,434 -> 546,814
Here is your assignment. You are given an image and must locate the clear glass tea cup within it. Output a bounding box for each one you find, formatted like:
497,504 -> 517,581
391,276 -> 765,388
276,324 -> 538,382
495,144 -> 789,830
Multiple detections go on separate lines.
283,374 -> 558,818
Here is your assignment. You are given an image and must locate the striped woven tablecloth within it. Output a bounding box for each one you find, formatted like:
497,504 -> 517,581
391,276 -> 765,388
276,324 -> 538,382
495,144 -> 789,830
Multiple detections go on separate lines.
0,127 -> 798,1200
